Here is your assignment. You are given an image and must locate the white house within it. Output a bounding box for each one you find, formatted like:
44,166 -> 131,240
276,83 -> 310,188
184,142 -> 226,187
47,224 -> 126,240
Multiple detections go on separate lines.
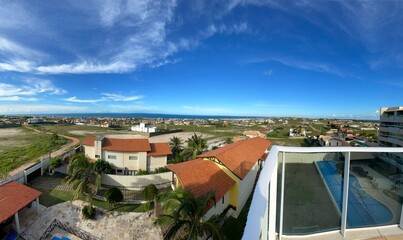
82,136 -> 172,175
166,137 -> 272,219
131,123 -> 158,133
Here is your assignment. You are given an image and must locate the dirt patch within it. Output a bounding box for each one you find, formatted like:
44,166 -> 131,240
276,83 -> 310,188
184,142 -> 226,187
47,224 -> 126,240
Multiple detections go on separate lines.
68,130 -> 108,136
149,132 -> 214,143
0,128 -> 34,152
0,128 -> 26,137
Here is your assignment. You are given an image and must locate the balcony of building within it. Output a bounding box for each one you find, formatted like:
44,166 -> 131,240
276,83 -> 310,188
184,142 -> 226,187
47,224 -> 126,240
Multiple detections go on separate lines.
243,146 -> 403,240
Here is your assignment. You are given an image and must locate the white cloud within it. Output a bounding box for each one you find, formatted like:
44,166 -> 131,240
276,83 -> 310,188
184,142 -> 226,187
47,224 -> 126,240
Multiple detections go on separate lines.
101,93 -> 143,102
64,93 -> 144,103
36,61 -> 135,74
0,104 -> 89,114
263,69 -> 273,76
0,96 -> 38,101
64,96 -> 104,103
0,79 -> 66,102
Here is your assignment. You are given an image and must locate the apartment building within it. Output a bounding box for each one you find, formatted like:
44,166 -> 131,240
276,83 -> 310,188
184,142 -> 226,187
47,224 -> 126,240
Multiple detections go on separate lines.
379,106 -> 403,147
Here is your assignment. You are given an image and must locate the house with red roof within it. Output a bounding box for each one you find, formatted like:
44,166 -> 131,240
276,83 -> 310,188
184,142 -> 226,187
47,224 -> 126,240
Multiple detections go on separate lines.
166,137 -> 271,219
82,136 -> 172,175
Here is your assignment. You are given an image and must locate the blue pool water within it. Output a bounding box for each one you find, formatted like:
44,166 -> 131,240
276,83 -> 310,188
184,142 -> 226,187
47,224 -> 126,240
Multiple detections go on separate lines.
316,161 -> 393,227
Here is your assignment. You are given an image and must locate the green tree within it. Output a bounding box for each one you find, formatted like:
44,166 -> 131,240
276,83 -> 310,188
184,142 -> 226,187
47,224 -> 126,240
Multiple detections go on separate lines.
105,187 -> 124,207
49,156 -> 63,169
186,134 -> 207,160
225,137 -> 233,144
142,184 -> 158,211
65,153 -> 101,205
155,188 -> 223,240
169,136 -> 184,157
94,159 -> 114,174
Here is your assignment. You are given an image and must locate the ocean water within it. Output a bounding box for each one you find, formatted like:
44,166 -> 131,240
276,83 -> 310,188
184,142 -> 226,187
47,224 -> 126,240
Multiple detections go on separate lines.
28,113 -> 263,119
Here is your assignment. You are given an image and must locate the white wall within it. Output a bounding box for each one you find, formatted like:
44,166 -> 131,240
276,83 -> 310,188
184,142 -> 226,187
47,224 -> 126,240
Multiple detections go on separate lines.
84,145 -> 95,159
238,162 -> 259,214
146,156 -> 167,172
101,172 -> 171,190
204,191 -> 231,220
103,150 -> 147,170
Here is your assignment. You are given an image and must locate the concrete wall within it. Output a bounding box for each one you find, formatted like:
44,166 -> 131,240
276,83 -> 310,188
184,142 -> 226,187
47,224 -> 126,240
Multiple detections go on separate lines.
204,191 -> 230,220
238,161 -> 259,215
101,172 -> 171,190
146,156 -> 167,172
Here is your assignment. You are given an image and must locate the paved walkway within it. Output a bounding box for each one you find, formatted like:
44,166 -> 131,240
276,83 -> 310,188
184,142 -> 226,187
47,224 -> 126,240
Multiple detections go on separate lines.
22,200 -> 162,240
31,175 -> 73,192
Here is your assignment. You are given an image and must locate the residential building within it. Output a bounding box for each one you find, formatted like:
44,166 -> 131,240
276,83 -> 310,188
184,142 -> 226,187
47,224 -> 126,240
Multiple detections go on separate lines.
82,136 -> 172,174
289,128 -> 306,137
131,122 -> 158,133
243,130 -> 266,139
379,106 -> 403,147
166,137 -> 271,219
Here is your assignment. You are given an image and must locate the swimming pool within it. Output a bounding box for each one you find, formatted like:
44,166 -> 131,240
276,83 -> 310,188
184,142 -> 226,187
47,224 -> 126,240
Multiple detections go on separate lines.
316,161 -> 393,228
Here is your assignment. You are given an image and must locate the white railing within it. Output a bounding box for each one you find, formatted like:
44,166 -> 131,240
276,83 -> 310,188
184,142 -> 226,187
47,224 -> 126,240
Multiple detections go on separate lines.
243,146 -> 403,240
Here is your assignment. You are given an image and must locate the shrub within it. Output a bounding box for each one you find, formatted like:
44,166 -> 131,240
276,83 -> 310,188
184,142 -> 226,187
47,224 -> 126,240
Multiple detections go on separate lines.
94,159 -> 114,174
154,167 -> 169,173
105,187 -> 124,206
136,169 -> 148,175
49,156 -> 62,169
82,205 -> 95,219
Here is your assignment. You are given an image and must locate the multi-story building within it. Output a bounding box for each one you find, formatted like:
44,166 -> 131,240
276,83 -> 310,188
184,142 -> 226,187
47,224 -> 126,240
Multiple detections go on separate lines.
379,106 -> 403,147
166,137 -> 271,219
131,122 -> 158,133
82,136 -> 171,175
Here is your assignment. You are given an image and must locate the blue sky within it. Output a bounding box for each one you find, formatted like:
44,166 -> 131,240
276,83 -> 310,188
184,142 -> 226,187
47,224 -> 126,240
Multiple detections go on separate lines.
1,1 -> 403,119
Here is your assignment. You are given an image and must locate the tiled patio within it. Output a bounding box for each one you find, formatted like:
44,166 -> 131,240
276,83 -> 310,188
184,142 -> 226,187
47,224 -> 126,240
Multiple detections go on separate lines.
20,200 -> 162,240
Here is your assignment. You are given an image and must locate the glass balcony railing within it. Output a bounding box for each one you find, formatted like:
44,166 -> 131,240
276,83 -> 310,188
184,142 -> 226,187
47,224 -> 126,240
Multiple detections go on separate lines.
243,146 -> 403,240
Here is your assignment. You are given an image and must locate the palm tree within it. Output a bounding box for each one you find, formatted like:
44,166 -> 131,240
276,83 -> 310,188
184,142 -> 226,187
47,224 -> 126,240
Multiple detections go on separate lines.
65,153 -> 101,205
169,136 -> 184,157
186,134 -> 207,160
155,188 -> 224,240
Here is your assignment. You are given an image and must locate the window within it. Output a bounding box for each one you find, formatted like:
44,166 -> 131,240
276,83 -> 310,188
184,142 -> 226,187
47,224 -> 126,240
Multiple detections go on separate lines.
129,156 -> 138,160
222,196 -> 225,204
95,155 -> 100,158
108,155 -> 116,159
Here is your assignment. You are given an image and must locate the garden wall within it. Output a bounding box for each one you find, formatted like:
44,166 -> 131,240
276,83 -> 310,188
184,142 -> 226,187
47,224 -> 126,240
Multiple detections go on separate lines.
101,172 -> 172,190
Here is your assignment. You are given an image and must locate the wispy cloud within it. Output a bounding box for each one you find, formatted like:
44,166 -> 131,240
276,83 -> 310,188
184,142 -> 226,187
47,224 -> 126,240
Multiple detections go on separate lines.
64,96 -> 104,103
0,104 -> 89,114
64,93 -> 144,103
101,93 -> 143,102
0,79 -> 66,101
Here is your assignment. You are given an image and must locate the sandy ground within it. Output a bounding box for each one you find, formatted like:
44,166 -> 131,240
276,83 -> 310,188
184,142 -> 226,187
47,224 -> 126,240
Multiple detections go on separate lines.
149,132 -> 214,143
0,128 -> 26,137
0,128 -> 34,152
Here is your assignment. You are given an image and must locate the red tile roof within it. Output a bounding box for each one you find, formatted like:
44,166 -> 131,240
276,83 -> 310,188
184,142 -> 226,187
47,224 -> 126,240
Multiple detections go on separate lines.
82,136 -> 95,146
0,181 -> 42,223
102,138 -> 151,152
166,159 -> 235,201
198,137 -> 271,179
148,143 -> 172,156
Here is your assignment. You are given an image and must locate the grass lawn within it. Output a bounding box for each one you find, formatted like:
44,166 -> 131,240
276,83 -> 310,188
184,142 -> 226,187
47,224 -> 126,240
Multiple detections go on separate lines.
221,193 -> 253,239
37,188 -> 145,212
268,137 -> 312,147
0,132 -> 69,176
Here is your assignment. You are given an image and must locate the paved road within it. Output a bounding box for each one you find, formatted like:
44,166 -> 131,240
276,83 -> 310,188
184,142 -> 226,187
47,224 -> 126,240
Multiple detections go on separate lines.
8,125 -> 80,177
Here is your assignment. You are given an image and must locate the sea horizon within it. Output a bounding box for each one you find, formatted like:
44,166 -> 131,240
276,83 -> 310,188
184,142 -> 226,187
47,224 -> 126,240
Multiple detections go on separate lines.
2,112 -> 379,121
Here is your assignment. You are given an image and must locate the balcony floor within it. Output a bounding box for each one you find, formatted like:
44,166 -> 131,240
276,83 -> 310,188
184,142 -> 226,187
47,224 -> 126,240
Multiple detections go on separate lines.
282,225 -> 403,240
